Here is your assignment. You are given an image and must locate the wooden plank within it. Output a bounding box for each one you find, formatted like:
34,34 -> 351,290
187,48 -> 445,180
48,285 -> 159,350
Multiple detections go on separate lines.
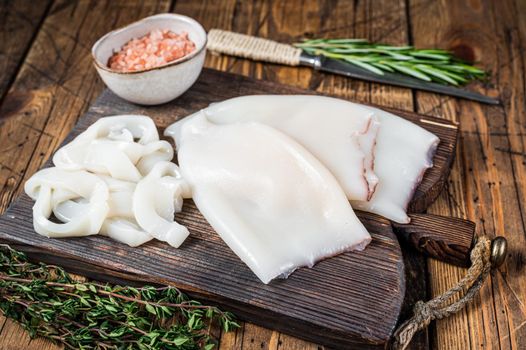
409,0 -> 526,349
0,1 -> 172,349
0,0 -> 56,345
89,65 -> 467,268
347,2 -> 430,349
0,0 -> 51,101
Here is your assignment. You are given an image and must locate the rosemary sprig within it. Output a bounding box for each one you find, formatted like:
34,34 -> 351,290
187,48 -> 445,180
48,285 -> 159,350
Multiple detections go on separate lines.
0,244 -> 239,349
294,38 -> 486,85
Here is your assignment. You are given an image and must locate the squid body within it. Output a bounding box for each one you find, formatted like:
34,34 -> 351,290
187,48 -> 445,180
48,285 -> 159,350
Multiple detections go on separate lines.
166,95 -> 439,223
171,114 -> 371,284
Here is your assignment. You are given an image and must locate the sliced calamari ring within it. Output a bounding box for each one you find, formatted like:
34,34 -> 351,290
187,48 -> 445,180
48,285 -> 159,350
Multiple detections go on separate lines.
53,199 -> 153,247
53,115 -> 173,182
24,168 -> 109,238
133,161 -> 191,248
100,218 -> 154,247
75,115 -> 159,144
135,141 -> 174,175
97,174 -> 136,192
52,176 -> 138,219
52,176 -> 157,247
98,175 -> 179,220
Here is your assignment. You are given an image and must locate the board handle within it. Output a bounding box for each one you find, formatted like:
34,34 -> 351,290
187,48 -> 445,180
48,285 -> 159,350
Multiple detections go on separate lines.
207,29 -> 302,66
391,213 -> 475,267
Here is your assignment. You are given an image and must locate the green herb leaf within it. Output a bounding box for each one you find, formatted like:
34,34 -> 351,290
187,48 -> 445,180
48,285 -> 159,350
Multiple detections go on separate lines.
173,337 -> 189,345
145,303 -> 157,315
414,64 -> 460,85
0,244 -> 239,350
294,38 -> 487,85
75,284 -> 88,291
387,62 -> 432,81
344,58 -> 385,75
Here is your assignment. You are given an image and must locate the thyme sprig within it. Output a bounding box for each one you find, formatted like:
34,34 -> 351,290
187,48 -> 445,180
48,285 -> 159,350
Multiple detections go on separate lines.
0,244 -> 239,349
294,38 -> 486,85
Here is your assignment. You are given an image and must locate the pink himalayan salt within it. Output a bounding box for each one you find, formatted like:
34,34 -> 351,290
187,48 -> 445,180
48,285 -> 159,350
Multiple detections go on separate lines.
108,29 -> 196,72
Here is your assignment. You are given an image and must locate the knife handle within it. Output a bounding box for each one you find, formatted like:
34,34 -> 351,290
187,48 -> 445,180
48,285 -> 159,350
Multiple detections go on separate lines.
207,29 -> 302,66
391,213 -> 475,267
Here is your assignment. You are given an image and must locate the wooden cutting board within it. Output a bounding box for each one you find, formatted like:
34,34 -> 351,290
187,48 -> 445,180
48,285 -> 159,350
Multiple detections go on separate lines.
0,68 -> 460,349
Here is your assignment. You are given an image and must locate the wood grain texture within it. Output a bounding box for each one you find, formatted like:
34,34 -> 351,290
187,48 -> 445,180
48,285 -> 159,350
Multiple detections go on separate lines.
0,0 -> 524,349
392,214 -> 475,267
409,0 -> 526,349
0,209 -> 402,349
0,0 -> 51,102
0,0 -> 171,214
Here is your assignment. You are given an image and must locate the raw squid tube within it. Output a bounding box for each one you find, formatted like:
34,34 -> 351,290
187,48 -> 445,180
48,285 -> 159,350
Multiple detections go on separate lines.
53,115 -> 173,182
167,95 -> 439,224
351,107 -> 439,223
175,115 -> 371,284
24,168 -> 109,237
166,95 -> 380,201
133,161 -> 191,248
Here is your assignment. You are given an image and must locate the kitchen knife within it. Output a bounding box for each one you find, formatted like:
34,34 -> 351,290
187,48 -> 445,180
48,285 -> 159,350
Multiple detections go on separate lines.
207,29 -> 499,105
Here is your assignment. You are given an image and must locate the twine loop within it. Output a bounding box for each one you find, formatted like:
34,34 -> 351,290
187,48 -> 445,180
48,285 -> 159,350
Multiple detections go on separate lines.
392,236 -> 493,350
413,301 -> 433,327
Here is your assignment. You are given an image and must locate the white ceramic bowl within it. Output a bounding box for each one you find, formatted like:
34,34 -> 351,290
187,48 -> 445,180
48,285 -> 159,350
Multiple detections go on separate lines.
92,13 -> 207,105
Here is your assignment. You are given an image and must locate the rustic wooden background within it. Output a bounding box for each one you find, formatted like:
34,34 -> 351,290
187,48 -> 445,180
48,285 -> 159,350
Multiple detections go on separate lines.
0,0 -> 524,349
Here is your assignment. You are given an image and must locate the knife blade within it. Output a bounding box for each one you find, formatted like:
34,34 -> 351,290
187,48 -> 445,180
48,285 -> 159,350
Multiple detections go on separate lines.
207,29 -> 500,105
299,53 -> 500,105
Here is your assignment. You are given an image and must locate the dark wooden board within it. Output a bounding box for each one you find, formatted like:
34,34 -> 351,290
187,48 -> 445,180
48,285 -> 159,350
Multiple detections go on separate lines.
0,68 -> 459,348
393,214 -> 475,267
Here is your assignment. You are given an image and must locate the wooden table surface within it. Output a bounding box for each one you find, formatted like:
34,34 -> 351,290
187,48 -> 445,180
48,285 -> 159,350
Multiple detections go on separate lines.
0,0 -> 525,349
